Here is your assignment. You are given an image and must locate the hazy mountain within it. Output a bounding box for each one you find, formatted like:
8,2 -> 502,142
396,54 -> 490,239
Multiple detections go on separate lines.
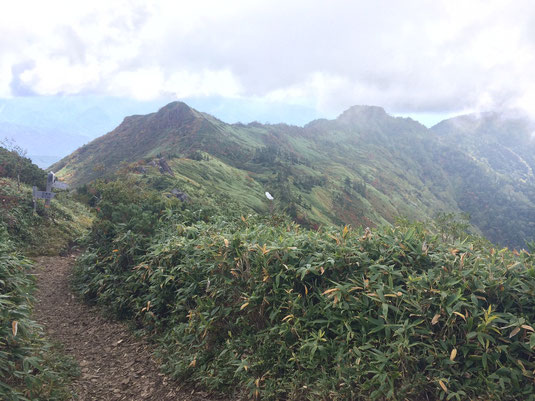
51,102 -> 535,248
0,96 -> 324,168
431,111 -> 535,247
0,96 -> 168,167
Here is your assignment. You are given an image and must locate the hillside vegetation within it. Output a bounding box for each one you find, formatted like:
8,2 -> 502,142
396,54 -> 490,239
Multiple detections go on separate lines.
0,149 -> 92,399
73,178 -> 535,400
52,102 -> 535,248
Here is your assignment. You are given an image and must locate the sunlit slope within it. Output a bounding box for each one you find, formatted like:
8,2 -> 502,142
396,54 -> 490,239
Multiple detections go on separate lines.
51,101 -> 535,247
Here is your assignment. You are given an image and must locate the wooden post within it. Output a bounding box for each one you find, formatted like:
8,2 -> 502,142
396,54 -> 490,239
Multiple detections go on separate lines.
32,186 -> 37,213
45,172 -> 54,208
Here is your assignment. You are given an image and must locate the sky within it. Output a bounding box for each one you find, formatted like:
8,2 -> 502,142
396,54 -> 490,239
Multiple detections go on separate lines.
1,0 -> 535,126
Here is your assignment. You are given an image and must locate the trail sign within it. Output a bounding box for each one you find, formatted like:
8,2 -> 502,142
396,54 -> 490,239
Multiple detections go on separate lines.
32,172 -> 58,212
52,181 -> 69,190
33,187 -> 56,200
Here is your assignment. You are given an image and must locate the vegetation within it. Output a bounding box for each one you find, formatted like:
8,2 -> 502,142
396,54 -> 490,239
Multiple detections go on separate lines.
74,179 -> 535,400
51,102 -> 535,248
0,142 -> 46,189
0,226 -> 80,400
0,148 -> 91,399
0,177 -> 92,255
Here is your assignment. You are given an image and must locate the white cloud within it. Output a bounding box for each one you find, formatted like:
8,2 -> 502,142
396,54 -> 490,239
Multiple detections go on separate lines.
1,0 -> 535,116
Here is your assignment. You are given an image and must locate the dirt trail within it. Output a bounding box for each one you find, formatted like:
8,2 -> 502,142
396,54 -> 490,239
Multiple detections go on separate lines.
33,255 -> 216,401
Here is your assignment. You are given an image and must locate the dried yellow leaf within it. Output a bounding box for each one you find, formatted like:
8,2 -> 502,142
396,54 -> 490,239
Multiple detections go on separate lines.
224,238 -> 229,247
453,311 -> 466,321
12,321 -> 18,337
189,359 -> 196,368
510,327 -> 521,338
282,314 -> 294,322
438,379 -> 448,393
431,314 -> 440,325
450,348 -> 457,361
240,302 -> 249,310
521,324 -> 535,332
322,288 -> 339,295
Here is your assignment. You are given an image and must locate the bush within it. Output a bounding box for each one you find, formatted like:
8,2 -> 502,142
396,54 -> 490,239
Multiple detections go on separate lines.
74,197 -> 535,400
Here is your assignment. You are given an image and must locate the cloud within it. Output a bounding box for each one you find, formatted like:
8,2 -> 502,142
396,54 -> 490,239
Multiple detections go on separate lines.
2,0 -> 535,116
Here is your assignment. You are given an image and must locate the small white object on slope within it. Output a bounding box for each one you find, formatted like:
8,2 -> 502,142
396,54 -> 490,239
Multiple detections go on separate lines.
265,191 -> 274,200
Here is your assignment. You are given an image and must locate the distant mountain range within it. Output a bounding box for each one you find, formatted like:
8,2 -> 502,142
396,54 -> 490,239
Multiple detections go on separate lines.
50,101 -> 535,248
0,96 -> 168,167
0,96 -> 323,167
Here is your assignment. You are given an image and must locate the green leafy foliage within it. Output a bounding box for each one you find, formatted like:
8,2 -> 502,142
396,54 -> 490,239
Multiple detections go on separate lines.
74,181 -> 535,400
0,145 -> 45,188
0,178 -> 92,255
0,175 -> 90,399
0,228 -> 79,400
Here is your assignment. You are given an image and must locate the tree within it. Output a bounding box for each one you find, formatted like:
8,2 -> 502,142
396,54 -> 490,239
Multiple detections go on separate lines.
1,137 -> 28,191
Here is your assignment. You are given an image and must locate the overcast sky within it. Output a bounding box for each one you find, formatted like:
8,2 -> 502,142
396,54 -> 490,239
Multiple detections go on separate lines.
1,0 -> 535,125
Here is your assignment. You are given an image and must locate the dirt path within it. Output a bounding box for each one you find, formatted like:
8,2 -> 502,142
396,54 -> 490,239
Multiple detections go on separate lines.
33,255 -> 217,401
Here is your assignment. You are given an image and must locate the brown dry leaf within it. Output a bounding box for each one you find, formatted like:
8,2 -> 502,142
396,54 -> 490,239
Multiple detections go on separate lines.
509,327 -> 521,338
188,359 -> 196,368
224,238 -> 229,248
421,241 -> 428,254
328,234 -> 341,245
450,348 -> 457,361
431,314 -> 440,325
450,248 -> 459,255
240,302 -> 249,310
322,288 -> 339,295
521,325 -> 535,332
460,253 -> 466,267
438,379 -> 448,393
12,321 -> 18,336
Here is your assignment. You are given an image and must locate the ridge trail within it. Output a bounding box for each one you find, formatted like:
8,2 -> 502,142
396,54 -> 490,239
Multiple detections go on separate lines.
32,255 -> 217,401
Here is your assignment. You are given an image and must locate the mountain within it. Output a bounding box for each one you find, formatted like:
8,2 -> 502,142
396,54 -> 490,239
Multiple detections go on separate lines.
51,102 -> 535,248
0,96 -> 169,167
431,111 -> 535,247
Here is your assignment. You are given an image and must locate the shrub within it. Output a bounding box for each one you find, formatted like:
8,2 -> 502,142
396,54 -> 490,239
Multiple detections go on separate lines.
74,201 -> 535,400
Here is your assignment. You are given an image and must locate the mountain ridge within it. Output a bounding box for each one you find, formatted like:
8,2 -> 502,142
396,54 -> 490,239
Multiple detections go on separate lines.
51,101 -> 535,248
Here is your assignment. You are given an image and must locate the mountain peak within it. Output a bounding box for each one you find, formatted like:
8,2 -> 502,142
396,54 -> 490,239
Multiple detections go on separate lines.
155,101 -> 197,120
337,105 -> 387,122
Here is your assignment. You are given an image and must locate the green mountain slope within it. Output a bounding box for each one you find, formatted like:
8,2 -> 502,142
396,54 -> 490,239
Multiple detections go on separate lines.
51,102 -> 535,247
432,111 -> 535,247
